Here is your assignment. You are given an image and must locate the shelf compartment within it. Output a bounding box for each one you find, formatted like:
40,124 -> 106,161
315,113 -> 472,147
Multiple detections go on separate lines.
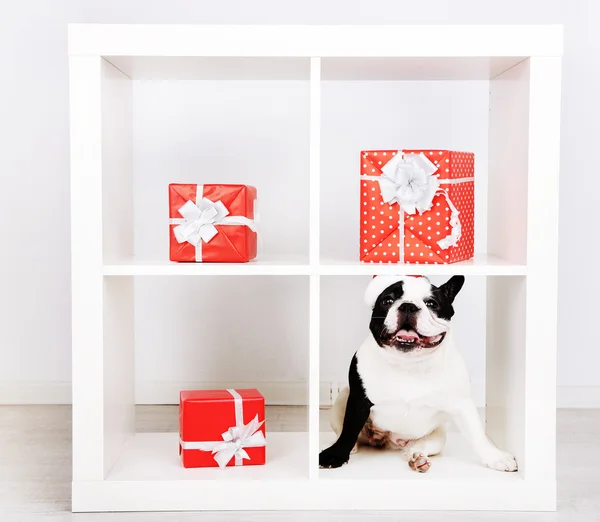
81,275 -> 311,498
98,57 -> 311,269
318,274 -> 538,504
129,75 -> 310,265
319,59 -> 533,270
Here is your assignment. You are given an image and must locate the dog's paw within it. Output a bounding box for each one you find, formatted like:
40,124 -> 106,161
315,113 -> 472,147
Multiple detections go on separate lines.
408,452 -> 431,473
319,445 -> 350,469
482,448 -> 518,472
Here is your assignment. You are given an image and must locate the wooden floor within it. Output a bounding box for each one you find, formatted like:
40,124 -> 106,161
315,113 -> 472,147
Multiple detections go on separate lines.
0,405 -> 599,521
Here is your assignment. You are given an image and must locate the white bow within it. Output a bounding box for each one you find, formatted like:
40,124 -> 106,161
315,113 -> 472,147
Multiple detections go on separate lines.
173,198 -> 230,246
195,415 -> 266,469
378,152 -> 440,215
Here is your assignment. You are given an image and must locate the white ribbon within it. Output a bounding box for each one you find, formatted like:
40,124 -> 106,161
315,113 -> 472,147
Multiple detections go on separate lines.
434,189 -> 461,250
361,150 -> 470,259
179,389 -> 266,469
170,185 -> 257,262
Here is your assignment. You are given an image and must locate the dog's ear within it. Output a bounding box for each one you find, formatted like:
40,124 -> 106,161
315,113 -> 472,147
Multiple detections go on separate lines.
439,275 -> 465,304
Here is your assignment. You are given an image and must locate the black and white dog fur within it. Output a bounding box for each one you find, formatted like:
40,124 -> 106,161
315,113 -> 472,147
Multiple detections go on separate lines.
319,275 -> 518,473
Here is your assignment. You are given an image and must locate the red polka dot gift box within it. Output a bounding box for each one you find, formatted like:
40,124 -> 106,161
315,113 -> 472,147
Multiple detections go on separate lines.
179,389 -> 266,469
169,184 -> 258,263
360,150 -> 474,265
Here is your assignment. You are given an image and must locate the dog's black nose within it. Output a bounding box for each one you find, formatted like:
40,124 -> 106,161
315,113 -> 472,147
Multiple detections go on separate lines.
399,302 -> 420,314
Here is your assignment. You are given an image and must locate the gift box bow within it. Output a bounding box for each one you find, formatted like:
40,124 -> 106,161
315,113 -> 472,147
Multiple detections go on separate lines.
171,197 -> 257,247
379,152 -> 440,215
363,151 -> 464,253
193,415 -> 265,468
179,389 -> 266,469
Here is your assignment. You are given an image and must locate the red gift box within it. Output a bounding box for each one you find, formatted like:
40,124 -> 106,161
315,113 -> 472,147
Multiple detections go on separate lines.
169,184 -> 258,263
360,150 -> 474,264
179,389 -> 266,469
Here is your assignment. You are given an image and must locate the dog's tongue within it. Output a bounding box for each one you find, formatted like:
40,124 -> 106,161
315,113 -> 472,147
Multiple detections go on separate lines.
396,329 -> 420,341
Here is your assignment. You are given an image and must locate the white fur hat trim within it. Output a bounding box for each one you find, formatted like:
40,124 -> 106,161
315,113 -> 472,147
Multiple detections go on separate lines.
365,275 -> 425,308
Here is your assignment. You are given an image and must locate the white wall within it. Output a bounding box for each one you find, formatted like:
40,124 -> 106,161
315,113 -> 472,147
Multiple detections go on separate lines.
1,0 -> 598,406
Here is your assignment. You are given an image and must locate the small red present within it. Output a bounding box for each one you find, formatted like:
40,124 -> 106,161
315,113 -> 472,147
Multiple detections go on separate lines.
169,184 -> 258,263
179,389 -> 266,469
360,150 -> 474,264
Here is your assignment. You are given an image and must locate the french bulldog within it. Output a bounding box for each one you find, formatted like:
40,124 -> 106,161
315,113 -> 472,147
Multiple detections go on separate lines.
319,275 -> 518,473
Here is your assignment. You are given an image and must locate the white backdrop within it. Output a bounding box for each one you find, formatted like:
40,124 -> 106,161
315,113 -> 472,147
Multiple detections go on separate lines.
0,0 -> 598,406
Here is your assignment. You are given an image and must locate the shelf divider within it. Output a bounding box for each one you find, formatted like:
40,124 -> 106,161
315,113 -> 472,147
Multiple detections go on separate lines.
70,55 -> 106,482
308,56 -> 321,479
522,56 -> 561,486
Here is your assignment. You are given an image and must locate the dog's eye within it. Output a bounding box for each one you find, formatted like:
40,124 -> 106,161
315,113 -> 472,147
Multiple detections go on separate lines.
425,299 -> 439,309
381,296 -> 395,307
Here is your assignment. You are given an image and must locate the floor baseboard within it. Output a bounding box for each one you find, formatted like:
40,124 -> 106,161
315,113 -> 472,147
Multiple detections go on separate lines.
0,381 -> 72,405
1,381 -> 599,408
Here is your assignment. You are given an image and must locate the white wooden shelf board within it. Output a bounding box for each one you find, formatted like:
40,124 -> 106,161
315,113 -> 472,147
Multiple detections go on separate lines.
321,57 -> 527,81
107,432 -> 308,481
69,25 -> 563,60
105,55 -> 528,82
104,256 -> 311,276
104,255 -> 524,276
105,56 -> 311,81
71,431 -> 554,512
318,431 -> 520,483
320,254 -> 526,276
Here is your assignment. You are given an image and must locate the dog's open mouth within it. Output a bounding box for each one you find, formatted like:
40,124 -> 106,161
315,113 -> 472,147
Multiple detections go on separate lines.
388,328 -> 445,351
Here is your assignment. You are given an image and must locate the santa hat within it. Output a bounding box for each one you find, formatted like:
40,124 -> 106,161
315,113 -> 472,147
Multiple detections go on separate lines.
365,275 -> 425,308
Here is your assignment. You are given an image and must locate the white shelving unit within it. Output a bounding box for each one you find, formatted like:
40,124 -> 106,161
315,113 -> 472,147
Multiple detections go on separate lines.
69,25 -> 562,512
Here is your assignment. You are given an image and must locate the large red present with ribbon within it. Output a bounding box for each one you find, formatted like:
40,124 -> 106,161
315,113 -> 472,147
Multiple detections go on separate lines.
360,150 -> 474,264
169,184 -> 258,263
179,389 -> 266,469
